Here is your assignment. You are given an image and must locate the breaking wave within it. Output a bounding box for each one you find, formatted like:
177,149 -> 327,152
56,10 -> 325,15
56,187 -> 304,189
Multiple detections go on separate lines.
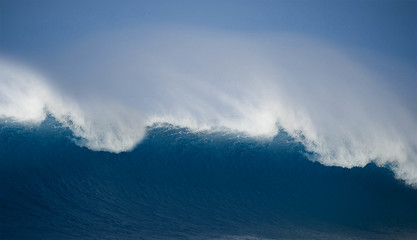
0,119 -> 416,239
1,28 -> 416,185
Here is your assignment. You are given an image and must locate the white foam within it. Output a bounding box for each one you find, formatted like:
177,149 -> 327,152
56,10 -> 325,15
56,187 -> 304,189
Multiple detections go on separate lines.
0,59 -> 145,152
1,28 -> 416,185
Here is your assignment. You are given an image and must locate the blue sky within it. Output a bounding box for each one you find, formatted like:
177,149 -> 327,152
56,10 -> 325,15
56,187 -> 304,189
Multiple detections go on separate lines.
1,0 -> 416,65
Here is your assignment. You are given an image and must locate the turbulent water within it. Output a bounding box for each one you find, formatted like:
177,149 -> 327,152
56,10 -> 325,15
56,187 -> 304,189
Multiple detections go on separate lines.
1,30 -> 417,240
1,117 -> 416,240
1,1 -> 416,239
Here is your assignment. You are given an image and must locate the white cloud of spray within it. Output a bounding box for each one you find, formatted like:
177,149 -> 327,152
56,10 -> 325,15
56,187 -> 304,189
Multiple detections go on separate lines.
1,27 -> 416,186
0,59 -> 145,152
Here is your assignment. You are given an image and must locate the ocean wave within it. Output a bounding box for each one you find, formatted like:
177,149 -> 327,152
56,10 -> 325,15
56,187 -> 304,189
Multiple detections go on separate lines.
1,121 -> 416,239
0,29 -> 416,185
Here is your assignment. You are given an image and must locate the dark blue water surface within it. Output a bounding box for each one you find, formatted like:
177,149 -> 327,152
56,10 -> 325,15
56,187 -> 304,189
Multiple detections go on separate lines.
1,117 -> 416,239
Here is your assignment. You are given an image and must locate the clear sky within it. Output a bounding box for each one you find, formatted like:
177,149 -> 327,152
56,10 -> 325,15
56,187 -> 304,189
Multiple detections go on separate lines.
1,0 -> 416,65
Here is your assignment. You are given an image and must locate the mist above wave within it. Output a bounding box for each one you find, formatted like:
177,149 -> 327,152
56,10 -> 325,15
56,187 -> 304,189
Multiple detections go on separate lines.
1,27 -> 416,185
0,59 -> 145,152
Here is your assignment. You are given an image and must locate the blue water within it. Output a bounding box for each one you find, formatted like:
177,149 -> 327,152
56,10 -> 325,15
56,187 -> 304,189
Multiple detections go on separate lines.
1,117 -> 416,239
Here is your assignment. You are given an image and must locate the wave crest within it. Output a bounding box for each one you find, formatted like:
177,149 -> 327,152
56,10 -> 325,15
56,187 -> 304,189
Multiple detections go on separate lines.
1,29 -> 417,185
0,59 -> 145,152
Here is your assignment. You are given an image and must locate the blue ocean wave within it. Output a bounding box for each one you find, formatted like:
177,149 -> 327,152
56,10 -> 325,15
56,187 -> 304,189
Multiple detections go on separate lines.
1,118 -> 416,239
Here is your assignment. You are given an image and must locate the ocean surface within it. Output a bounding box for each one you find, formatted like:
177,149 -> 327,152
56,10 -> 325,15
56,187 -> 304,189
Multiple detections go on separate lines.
1,117 -> 416,240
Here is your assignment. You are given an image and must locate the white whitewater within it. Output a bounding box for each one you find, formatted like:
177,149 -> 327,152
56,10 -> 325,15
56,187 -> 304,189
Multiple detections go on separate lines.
1,28 -> 416,185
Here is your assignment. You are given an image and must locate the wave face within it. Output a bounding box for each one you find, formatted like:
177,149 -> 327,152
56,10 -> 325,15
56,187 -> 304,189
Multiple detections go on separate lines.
1,119 -> 416,240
